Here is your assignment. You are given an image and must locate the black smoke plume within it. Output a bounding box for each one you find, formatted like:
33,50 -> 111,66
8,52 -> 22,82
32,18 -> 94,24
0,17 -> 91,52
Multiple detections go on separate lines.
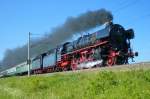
1,9 -> 113,68
41,9 -> 113,47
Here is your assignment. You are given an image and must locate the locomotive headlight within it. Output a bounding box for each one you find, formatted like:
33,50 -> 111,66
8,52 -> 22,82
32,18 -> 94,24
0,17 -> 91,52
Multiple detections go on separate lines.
125,29 -> 135,39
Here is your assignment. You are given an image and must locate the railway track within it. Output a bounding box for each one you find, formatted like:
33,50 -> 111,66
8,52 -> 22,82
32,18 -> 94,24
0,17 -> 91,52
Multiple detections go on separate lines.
33,62 -> 150,77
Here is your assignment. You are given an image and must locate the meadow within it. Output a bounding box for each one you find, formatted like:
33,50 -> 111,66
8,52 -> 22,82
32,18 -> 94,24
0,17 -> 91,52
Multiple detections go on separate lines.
0,68 -> 150,99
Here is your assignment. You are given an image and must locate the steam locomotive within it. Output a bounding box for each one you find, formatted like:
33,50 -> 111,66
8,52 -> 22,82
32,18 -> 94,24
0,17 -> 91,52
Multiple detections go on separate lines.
0,22 -> 138,76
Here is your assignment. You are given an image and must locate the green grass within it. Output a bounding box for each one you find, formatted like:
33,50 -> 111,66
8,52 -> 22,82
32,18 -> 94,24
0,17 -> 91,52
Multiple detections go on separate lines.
0,69 -> 150,99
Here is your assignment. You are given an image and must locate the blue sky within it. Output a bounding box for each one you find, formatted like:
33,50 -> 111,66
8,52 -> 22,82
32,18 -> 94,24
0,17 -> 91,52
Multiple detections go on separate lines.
0,0 -> 149,63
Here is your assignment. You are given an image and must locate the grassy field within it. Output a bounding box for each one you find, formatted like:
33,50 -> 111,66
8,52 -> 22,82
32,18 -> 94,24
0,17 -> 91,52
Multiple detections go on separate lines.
0,67 -> 150,99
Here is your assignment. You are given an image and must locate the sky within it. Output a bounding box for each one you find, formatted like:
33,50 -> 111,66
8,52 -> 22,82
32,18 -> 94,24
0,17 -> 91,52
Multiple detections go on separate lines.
0,0 -> 150,63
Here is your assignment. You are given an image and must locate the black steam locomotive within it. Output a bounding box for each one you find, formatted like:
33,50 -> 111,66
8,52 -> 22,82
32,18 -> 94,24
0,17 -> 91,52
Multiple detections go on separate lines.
57,22 -> 137,70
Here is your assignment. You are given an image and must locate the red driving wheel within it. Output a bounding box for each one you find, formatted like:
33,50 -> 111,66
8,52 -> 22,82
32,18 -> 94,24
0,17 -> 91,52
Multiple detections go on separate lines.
107,56 -> 117,66
71,63 -> 77,70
